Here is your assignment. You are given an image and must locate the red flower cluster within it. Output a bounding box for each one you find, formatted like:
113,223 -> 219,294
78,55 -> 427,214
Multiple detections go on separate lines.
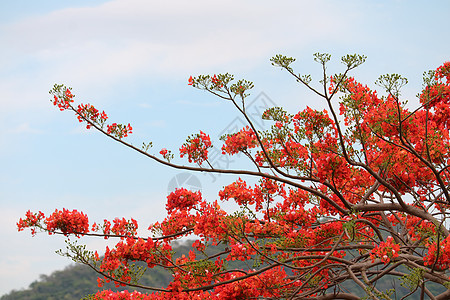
46,208 -> 89,237
227,241 -> 256,261
293,106 -> 336,139
90,217 -> 139,239
219,178 -> 262,208
76,103 -> 108,129
98,238 -> 173,286
107,123 -> 133,139
17,210 -> 45,236
166,188 -> 202,213
436,61 -> 450,83
424,236 -> 450,269
213,268 -> 287,299
151,209 -> 196,238
52,88 -> 74,111
89,289 -> 152,300
179,131 -> 212,164
192,201 -> 228,241
221,126 -> 257,155
18,209 -> 89,237
370,236 -> 400,264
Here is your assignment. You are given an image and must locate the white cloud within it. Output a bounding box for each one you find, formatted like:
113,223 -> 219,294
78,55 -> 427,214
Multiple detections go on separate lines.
0,0 -> 350,90
8,123 -> 43,134
69,124 -> 96,135
148,120 -> 166,128
138,103 -> 152,109
175,99 -> 221,107
0,0 -> 360,126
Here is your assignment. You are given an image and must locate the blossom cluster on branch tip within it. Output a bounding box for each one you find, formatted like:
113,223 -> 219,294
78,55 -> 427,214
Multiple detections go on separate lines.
107,123 -> 133,139
17,210 -> 45,236
50,84 -> 133,139
188,74 -> 224,89
179,131 -> 212,164
221,126 -> 257,155
77,103 -> 108,129
166,188 -> 202,213
17,209 -> 88,237
52,88 -> 74,111
46,208 -> 89,237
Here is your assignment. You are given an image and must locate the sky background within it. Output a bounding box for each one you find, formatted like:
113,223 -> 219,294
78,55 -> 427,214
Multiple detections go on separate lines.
0,0 -> 449,295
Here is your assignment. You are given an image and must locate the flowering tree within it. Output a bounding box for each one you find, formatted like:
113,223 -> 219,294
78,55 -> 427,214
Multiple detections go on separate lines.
18,54 -> 450,299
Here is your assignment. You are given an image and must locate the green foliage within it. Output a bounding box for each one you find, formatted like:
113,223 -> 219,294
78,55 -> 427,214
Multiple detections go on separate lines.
270,54 -> 296,72
361,286 -> 394,300
261,107 -> 291,122
422,69 -> 437,88
141,141 -> 153,153
400,267 -> 424,292
313,52 -> 331,65
375,73 -> 409,97
49,84 -> 74,100
341,53 -> 367,70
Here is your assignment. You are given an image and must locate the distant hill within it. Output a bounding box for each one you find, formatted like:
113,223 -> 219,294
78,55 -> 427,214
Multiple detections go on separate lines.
1,259 -> 175,300
0,242 -> 192,300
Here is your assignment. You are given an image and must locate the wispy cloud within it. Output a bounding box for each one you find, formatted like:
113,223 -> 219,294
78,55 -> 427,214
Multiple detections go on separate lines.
8,123 -> 44,134
148,120 -> 166,128
0,0 -> 351,113
175,99 -> 221,107
138,103 -> 152,109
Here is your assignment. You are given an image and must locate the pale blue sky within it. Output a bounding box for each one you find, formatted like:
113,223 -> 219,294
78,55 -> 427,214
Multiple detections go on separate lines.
0,0 -> 449,295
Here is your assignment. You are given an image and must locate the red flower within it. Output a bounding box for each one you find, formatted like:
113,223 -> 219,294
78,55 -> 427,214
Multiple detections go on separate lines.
160,148 -> 168,157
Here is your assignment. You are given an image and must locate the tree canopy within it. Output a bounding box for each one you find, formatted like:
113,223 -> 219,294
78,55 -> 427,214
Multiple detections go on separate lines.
18,53 -> 450,299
